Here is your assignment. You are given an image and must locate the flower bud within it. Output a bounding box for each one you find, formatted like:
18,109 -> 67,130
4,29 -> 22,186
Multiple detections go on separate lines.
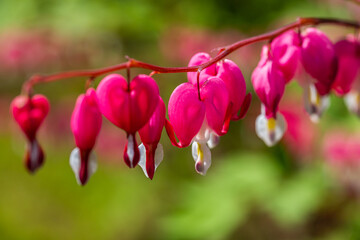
10,94 -> 49,173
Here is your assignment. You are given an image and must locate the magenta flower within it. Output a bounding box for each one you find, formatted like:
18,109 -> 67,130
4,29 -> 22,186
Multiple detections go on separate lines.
187,52 -> 251,147
10,94 -> 50,173
299,28 -> 337,121
331,36 -> 360,116
188,52 -> 250,119
70,88 -> 102,185
332,36 -> 360,95
138,97 -> 166,180
166,77 -> 230,175
271,30 -> 301,83
96,74 -> 159,168
252,45 -> 287,146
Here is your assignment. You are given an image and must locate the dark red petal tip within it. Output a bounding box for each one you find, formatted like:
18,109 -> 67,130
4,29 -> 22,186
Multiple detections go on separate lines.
25,139 -> 44,174
164,119 -> 187,148
232,93 -> 252,121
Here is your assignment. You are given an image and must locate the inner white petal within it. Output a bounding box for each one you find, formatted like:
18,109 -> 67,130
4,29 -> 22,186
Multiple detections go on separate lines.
303,83 -> 330,123
154,143 -> 164,169
255,112 -> 287,147
194,119 -> 210,144
30,140 -> 40,166
138,143 -> 164,179
345,91 -> 360,117
127,134 -> 135,166
138,144 -> 148,178
192,141 -> 212,176
207,132 -> 220,149
69,147 -> 97,185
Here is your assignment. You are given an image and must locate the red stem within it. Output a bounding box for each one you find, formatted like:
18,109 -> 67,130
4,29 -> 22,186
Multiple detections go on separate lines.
22,17 -> 360,95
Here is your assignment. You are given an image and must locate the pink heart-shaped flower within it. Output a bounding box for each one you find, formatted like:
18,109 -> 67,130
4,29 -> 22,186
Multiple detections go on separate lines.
71,88 -> 102,150
301,28 -> 337,96
332,36 -> 360,95
187,52 -> 248,120
10,94 -> 49,173
97,74 -> 160,134
11,94 -> 50,141
252,45 -> 285,119
168,77 -> 229,147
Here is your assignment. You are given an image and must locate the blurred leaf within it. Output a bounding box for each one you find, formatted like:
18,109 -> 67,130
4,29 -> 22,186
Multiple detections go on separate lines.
160,152 -> 281,240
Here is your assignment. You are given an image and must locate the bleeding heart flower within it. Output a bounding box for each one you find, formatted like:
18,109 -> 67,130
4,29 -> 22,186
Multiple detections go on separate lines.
10,94 -> 49,173
187,52 -> 252,148
252,45 -> 287,147
166,77 -> 230,175
96,74 -> 159,168
187,52 -> 250,119
331,35 -> 360,116
138,97 -> 165,180
271,30 -> 301,83
299,28 -> 337,121
70,88 -> 102,185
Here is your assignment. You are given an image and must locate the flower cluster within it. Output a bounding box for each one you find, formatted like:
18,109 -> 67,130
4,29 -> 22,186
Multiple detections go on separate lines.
252,28 -> 360,146
166,52 -> 251,175
9,20 -> 360,185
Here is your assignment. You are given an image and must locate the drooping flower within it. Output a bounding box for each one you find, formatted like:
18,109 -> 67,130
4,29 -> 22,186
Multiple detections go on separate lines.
10,94 -> 50,172
271,30 -> 301,83
138,97 -> 166,180
166,77 -> 230,175
252,45 -> 287,147
299,28 -> 337,121
70,88 -> 102,185
96,74 -> 159,168
187,52 -> 251,148
331,35 -> 360,116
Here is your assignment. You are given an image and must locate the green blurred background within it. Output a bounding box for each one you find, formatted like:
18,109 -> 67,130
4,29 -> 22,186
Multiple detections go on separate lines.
1,0 -> 360,239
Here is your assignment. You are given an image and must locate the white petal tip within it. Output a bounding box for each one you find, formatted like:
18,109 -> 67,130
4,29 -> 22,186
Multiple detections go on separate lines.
309,114 -> 320,123
255,113 -> 287,147
138,143 -> 164,179
303,84 -> 330,122
345,92 -> 360,117
69,148 -> 97,186
192,142 -> 211,175
207,133 -> 220,149
127,135 -> 135,167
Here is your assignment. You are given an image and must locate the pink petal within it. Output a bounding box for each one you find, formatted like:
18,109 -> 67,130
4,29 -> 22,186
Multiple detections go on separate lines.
71,88 -> 102,150
271,30 -> 301,83
201,77 -> 230,135
301,28 -> 337,96
97,74 -> 159,133
252,46 -> 285,119
216,59 -> 246,117
187,52 -> 217,86
332,37 -> 360,95
168,82 -> 205,147
139,96 -> 166,145
10,94 -> 49,141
